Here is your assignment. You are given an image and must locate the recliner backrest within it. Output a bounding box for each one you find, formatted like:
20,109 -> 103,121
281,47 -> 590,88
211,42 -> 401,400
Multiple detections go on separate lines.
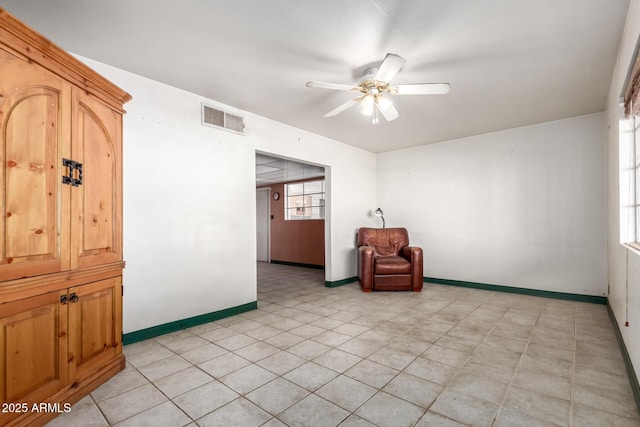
357,227 -> 409,257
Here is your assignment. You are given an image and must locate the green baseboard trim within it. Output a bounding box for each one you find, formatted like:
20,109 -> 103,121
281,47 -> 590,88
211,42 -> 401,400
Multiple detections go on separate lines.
325,277 -> 358,288
424,277 -> 607,305
122,301 -> 257,345
606,303 -> 640,413
271,260 -> 325,270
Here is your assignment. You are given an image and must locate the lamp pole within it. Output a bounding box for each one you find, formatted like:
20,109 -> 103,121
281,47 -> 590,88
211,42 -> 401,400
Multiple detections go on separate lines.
374,208 -> 385,229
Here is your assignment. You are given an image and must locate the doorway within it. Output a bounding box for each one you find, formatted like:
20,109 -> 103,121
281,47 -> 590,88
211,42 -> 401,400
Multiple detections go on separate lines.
255,152 -> 327,271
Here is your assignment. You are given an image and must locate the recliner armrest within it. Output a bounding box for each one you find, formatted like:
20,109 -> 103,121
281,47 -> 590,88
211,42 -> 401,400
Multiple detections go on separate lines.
400,246 -> 421,260
358,245 -> 375,292
400,246 -> 424,292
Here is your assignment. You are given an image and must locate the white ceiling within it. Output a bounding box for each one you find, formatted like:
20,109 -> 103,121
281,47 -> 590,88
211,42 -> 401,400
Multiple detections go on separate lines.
1,0 -> 630,153
256,154 -> 324,186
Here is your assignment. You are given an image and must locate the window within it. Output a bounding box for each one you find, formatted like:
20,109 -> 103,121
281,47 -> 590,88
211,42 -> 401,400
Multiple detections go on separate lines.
620,110 -> 640,246
620,51 -> 640,248
285,179 -> 325,220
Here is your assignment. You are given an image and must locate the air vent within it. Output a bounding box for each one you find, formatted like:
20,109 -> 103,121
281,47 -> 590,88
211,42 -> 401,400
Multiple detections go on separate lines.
202,103 -> 245,134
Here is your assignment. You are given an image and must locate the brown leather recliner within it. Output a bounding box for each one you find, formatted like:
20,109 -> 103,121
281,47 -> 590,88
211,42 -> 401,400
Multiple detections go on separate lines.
357,227 -> 423,292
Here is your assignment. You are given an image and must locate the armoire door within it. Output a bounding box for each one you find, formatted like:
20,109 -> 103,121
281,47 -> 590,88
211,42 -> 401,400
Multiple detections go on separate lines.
0,48 -> 71,281
67,277 -> 122,380
70,89 -> 122,270
0,290 -> 68,424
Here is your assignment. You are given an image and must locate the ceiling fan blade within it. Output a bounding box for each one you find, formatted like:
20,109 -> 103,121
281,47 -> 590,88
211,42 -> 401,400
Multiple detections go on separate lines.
306,81 -> 361,91
377,102 -> 399,122
392,83 -> 451,95
324,98 -> 359,117
373,53 -> 406,83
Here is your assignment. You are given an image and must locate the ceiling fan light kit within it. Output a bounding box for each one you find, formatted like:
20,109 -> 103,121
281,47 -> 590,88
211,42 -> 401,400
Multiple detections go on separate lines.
306,53 -> 450,124
361,94 -> 375,116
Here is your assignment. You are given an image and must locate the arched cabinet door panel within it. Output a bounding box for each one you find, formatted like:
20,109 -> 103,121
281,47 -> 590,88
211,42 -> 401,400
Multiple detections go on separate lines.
70,89 -> 122,270
0,48 -> 71,282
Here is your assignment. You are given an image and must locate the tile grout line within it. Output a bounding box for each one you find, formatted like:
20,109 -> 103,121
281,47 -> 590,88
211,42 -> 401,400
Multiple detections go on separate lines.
490,305 -> 541,426
424,292 -> 512,425
196,276 -> 354,424
106,271 -> 319,426
569,303 -> 577,427
88,393 -> 111,426
263,280 -> 441,424
281,306 -> 417,423
312,291 -> 444,422
261,284 -> 458,424
184,311 -> 311,424
264,269 -> 353,425
125,342 -> 203,426
395,288 -> 518,424
62,266 -> 632,427
125,333 -> 261,426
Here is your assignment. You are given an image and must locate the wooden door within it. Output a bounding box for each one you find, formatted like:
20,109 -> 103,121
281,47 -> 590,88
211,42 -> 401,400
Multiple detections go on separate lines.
0,48 -> 71,281
0,290 -> 68,424
70,89 -> 122,270
68,277 -> 122,380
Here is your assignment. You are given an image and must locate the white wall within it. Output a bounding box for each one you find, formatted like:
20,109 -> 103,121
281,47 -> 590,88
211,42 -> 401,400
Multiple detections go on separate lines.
78,57 -> 377,333
607,0 -> 640,384
79,51 -> 611,337
377,113 -> 607,295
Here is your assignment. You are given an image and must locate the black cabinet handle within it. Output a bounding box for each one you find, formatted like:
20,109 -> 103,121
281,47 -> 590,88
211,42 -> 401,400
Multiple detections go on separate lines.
62,158 -> 83,187
69,293 -> 79,303
60,295 -> 68,305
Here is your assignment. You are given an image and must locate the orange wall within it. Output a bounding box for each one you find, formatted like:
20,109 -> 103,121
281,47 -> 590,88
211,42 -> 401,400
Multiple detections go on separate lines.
260,182 -> 325,266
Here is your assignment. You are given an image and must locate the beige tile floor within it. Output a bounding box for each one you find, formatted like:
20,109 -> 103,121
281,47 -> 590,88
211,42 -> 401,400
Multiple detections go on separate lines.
46,263 -> 640,426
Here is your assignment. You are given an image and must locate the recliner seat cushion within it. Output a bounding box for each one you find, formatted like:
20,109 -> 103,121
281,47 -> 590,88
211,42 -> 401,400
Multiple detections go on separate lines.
374,256 -> 412,274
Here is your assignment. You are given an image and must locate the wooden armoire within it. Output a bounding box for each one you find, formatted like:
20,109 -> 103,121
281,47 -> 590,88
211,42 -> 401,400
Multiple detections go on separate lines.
0,9 -> 130,426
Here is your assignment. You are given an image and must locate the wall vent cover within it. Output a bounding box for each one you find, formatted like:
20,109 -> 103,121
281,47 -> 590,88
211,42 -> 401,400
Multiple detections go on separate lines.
202,103 -> 245,134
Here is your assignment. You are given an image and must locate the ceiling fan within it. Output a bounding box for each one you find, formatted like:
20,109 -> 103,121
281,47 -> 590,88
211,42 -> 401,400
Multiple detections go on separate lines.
306,53 -> 450,124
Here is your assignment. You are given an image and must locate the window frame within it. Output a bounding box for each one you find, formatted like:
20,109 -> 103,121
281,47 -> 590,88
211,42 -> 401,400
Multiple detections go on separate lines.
619,43 -> 640,252
621,109 -> 640,252
284,179 -> 325,221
